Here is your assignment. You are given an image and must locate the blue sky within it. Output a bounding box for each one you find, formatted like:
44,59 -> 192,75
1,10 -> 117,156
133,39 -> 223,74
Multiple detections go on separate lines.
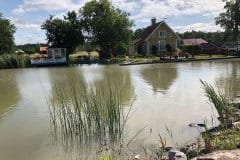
0,0 -> 226,45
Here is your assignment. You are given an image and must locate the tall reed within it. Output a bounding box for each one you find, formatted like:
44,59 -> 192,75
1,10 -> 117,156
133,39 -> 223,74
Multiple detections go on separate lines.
0,54 -> 30,69
200,80 -> 240,153
200,80 -> 234,127
48,74 -> 132,156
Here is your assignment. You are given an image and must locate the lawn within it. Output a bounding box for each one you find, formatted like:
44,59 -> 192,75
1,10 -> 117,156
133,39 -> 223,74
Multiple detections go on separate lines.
194,54 -> 228,59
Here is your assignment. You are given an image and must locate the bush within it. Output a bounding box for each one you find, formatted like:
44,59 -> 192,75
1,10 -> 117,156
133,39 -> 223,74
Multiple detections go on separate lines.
179,45 -> 201,56
0,54 -> 31,69
115,43 -> 128,56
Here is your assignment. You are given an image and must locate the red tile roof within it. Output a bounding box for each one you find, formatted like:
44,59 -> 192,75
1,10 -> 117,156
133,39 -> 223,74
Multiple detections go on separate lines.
40,47 -> 48,52
183,38 -> 208,45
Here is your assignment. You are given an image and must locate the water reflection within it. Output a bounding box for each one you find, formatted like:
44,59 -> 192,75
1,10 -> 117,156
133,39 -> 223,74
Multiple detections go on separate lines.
0,70 -> 20,117
93,66 -> 135,105
0,59 -> 239,160
141,64 -> 178,93
48,66 -> 135,105
215,60 -> 240,98
47,65 -> 135,159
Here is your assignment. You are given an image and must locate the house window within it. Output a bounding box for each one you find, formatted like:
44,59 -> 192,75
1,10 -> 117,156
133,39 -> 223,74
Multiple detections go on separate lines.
61,49 -> 66,56
54,49 -> 62,58
159,31 -> 166,38
158,40 -> 166,51
47,49 -> 53,57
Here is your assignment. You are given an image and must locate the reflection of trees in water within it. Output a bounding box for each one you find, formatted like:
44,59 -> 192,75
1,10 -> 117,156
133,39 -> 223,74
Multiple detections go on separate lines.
141,64 -> 178,93
47,67 -> 86,101
0,71 -> 20,117
47,66 -> 134,159
216,61 -> 240,98
48,66 -> 135,105
93,66 -> 135,105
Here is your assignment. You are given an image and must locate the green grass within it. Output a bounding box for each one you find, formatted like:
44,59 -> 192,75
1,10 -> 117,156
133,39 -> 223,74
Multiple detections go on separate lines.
200,80 -> 240,153
195,54 -> 227,59
212,128 -> 240,150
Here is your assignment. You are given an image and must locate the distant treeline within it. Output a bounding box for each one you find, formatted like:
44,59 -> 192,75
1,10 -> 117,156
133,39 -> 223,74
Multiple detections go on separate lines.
16,43 -> 47,54
178,31 -> 234,44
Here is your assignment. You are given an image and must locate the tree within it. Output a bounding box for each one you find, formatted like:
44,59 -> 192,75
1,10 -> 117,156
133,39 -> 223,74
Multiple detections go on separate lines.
80,0 -> 133,58
41,11 -> 84,61
215,0 -> 240,41
133,28 -> 145,39
17,43 -> 40,54
178,31 -> 232,44
0,13 -> 16,54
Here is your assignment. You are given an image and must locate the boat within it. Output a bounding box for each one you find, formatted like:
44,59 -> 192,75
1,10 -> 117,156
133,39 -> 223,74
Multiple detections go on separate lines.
31,48 -> 67,66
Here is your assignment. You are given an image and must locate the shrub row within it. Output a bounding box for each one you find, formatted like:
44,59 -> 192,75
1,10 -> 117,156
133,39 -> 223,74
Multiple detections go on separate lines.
0,54 -> 31,69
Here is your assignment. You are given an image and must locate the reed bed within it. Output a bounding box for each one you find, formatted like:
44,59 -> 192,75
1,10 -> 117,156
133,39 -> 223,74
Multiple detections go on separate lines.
201,80 -> 235,126
0,54 -> 30,69
200,80 -> 240,153
47,74 -> 133,158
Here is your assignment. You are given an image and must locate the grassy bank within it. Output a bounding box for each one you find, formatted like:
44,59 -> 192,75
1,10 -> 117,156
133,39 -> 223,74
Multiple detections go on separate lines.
200,81 -> 240,152
0,54 -> 31,69
178,81 -> 240,159
69,52 -> 238,66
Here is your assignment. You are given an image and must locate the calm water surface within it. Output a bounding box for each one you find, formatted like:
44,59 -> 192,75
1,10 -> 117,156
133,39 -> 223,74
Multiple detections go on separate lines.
0,59 -> 240,159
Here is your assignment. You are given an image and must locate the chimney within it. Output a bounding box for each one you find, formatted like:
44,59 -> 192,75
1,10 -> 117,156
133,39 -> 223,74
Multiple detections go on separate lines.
151,17 -> 156,26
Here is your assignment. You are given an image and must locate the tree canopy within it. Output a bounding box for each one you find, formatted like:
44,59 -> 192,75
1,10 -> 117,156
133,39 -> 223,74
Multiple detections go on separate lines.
133,28 -> 145,39
0,13 -> 16,54
80,0 -> 133,58
178,31 -> 233,44
17,43 -> 44,54
215,0 -> 240,41
41,11 -> 84,55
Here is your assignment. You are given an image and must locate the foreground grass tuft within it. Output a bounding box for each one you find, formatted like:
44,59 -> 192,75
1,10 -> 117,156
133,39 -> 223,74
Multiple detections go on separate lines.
47,74 -> 134,158
200,80 -> 240,153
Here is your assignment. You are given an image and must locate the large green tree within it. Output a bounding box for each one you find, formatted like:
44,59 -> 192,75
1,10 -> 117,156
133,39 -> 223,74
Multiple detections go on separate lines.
41,11 -> 84,60
0,13 -> 16,54
80,0 -> 133,58
215,0 -> 240,41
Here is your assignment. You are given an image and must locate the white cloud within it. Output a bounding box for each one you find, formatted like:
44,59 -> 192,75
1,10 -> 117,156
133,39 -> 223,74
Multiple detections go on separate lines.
9,17 -> 41,30
15,31 -> 46,45
173,22 -> 224,33
130,0 -> 225,21
13,0 -> 88,14
112,0 -> 139,13
13,0 -> 225,17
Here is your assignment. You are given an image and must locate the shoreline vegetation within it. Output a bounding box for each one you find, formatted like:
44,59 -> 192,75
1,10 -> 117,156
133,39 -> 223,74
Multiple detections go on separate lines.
0,53 -> 239,69
0,54 -> 31,69
47,73 -> 240,159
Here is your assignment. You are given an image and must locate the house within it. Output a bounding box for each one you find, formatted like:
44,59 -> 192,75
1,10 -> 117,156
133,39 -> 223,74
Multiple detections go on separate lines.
40,46 -> 48,54
31,48 -> 67,66
183,38 -> 208,46
129,18 -> 180,56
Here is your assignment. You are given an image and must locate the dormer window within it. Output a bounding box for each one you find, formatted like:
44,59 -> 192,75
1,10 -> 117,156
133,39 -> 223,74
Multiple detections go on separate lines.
159,31 -> 165,38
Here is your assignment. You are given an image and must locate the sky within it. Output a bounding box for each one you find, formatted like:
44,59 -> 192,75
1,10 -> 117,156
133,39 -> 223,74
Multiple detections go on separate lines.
0,0 -> 226,45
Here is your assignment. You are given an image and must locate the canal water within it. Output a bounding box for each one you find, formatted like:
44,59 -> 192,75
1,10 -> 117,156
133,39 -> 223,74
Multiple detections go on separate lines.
0,59 -> 240,159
